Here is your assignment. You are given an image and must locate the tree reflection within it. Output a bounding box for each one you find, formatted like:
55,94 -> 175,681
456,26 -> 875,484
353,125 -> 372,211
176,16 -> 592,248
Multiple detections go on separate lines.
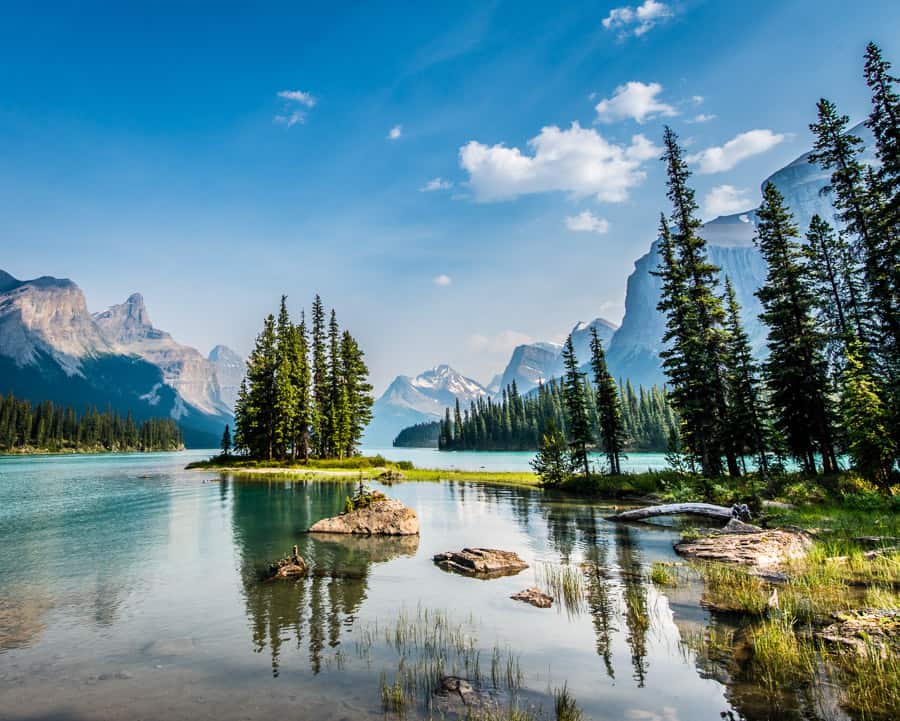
229,477 -> 418,676
614,524 -> 649,687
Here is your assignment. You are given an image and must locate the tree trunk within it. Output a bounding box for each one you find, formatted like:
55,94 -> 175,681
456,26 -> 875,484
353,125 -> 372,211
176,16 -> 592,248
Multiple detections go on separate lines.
609,503 -> 734,522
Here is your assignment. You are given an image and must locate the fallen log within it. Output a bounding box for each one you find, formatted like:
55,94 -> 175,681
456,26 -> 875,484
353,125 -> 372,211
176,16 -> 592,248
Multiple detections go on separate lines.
610,502 -> 746,522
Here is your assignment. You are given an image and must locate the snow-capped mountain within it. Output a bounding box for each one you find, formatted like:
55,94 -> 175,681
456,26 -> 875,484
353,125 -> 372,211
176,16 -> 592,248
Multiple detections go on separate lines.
497,318 -> 618,395
208,344 -> 245,411
366,365 -> 489,445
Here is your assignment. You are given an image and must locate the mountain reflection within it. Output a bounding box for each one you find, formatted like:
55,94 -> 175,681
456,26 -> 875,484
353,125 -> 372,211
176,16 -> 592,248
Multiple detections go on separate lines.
227,477 -> 418,676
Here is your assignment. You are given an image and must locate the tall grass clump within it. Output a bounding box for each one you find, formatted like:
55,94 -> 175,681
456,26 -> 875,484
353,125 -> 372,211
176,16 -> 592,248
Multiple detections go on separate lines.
749,615 -> 814,692
535,562 -> 586,615
835,642 -> 900,721
649,561 -> 679,587
552,683 -> 584,721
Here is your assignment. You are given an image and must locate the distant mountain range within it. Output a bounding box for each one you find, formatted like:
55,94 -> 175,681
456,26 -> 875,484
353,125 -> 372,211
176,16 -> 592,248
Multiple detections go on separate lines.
370,123 -> 870,444
0,272 -> 242,447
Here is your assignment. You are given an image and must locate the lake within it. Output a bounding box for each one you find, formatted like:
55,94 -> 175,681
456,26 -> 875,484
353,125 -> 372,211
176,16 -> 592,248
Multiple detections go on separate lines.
0,450 -> 840,720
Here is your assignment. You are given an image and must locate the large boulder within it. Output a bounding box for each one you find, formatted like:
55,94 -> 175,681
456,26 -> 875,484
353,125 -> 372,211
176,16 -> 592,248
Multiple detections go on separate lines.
309,499 -> 419,536
818,609 -> 900,655
433,548 -> 529,578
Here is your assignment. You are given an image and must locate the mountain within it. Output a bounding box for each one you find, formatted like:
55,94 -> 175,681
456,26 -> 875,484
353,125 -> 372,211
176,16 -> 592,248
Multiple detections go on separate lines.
0,271 -> 232,446
366,365 -> 488,445
497,318 -> 618,395
604,123 -> 874,389
208,345 -> 245,411
93,293 -> 230,418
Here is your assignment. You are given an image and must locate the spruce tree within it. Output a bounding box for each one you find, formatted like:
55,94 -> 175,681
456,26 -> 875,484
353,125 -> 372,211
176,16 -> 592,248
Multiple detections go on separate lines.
273,295 -> 297,459
530,420 -> 573,488
310,295 -> 329,457
327,309 -> 343,457
659,128 -> 735,477
589,326 -> 625,475
561,334 -> 592,480
840,340 -> 897,491
221,424 -> 232,457
291,312 -> 313,461
339,330 -> 374,457
244,314 -> 278,459
722,277 -> 769,475
755,182 -> 837,475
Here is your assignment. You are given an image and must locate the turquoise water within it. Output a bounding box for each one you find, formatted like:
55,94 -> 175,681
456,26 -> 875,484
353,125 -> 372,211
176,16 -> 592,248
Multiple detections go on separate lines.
0,451 -> 831,720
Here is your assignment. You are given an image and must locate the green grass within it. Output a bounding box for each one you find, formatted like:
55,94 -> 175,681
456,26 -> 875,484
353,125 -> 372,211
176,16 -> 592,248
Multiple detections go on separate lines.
649,561 -> 680,587
552,684 -> 584,721
534,562 -> 586,615
835,642 -> 900,721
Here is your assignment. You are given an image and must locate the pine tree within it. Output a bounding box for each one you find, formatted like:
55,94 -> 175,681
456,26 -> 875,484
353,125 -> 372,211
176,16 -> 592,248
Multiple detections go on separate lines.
840,340 -> 897,491
273,296 -> 297,459
290,312 -> 313,461
327,309 -> 343,457
589,326 -> 625,475
530,420 -> 573,488
221,424 -> 232,457
310,295 -> 329,457
755,182 -> 837,475
339,330 -> 374,457
810,97 -> 900,355
244,314 -> 278,459
659,128 -> 736,477
561,334 -> 592,479
722,277 -> 769,474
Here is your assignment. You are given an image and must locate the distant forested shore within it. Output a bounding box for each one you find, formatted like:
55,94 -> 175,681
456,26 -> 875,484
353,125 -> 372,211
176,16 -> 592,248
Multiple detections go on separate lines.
0,392 -> 184,454
392,379 -> 676,453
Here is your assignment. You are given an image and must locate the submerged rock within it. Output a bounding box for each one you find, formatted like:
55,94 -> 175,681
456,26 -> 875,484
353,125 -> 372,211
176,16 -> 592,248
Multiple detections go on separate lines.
309,498 -> 419,536
433,548 -> 529,578
675,526 -> 811,568
818,609 -> 900,655
510,587 -> 553,608
266,545 -> 309,579
433,676 -> 498,712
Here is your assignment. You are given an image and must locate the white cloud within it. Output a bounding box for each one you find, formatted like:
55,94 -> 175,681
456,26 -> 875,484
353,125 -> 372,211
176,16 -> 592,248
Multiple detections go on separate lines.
602,1 -> 673,38
420,177 -> 453,192
687,113 -> 717,124
433,274 -> 452,287
687,129 -> 785,174
459,122 -> 660,203
274,89 -> 316,126
594,81 -> 677,124
277,90 -> 316,107
704,185 -> 754,217
468,330 -> 533,355
565,210 -> 610,234
691,95 -> 704,105
387,124 -> 403,140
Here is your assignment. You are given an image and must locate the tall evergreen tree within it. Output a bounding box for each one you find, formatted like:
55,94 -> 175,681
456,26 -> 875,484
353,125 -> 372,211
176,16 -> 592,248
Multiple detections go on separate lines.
722,277 -> 769,474
755,182 -> 837,475
561,334 -> 592,480
290,312 -> 313,461
244,314 -> 278,459
589,326 -> 625,475
339,330 -> 374,457
221,424 -> 232,457
310,295 -> 329,457
658,128 -> 736,477
327,309 -> 343,458
273,296 -> 297,459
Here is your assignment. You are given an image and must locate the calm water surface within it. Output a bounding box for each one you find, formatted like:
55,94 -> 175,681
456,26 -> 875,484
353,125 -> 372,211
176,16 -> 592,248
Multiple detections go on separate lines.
0,451 -> 830,720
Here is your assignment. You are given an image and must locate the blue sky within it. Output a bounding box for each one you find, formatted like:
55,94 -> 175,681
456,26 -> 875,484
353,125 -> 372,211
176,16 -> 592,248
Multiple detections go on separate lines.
2,0 -> 898,391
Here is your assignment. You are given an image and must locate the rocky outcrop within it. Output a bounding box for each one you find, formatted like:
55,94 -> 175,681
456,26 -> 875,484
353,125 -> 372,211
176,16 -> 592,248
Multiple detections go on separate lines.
675,525 -> 812,568
432,676 -> 501,713
510,587 -> 553,608
433,548 -> 529,578
308,499 -> 419,536
818,609 -> 900,655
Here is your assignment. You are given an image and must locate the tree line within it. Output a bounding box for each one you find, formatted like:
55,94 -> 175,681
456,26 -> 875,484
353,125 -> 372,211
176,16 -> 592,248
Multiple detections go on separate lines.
436,328 -> 665,462
650,42 -> 898,490
233,295 -> 374,461
0,392 -> 183,452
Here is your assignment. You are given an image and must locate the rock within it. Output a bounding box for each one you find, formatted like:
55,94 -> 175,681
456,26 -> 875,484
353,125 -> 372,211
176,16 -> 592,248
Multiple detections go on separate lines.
433,548 -> 529,578
675,527 -> 812,568
432,676 -> 498,712
818,609 -> 900,655
266,545 -> 309,579
309,499 -> 419,536
723,518 -> 763,534
510,588 -> 553,608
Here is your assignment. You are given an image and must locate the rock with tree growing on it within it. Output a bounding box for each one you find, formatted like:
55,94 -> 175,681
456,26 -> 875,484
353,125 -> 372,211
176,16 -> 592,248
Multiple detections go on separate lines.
433,548 -> 529,578
266,545 -> 308,579
309,483 -> 419,536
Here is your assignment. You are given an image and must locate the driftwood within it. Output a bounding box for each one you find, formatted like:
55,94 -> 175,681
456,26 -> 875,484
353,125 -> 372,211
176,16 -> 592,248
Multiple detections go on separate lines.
610,502 -> 749,523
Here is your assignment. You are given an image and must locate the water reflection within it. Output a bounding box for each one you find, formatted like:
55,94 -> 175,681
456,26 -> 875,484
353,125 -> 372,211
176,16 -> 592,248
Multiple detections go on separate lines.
228,477 -> 418,676
614,524 -> 650,687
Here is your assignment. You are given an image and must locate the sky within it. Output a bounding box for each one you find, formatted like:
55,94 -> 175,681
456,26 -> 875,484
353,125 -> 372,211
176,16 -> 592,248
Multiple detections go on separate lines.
2,0 -> 898,393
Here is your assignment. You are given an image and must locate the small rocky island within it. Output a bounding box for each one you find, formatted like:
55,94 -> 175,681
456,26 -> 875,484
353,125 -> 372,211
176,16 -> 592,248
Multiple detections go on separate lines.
308,483 -> 419,536
433,548 -> 529,578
